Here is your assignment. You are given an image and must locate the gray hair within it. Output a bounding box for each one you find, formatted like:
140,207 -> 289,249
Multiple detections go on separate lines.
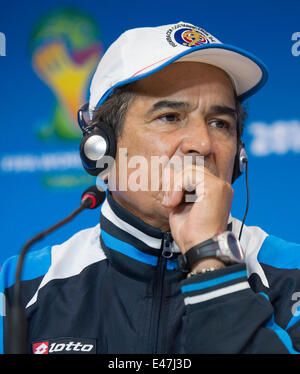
90,84 -> 135,137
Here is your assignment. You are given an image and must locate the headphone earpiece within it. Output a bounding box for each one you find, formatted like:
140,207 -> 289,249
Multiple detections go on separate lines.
232,140 -> 248,183
78,103 -> 117,176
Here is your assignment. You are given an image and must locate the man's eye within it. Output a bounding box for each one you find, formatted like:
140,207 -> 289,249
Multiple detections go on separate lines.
158,113 -> 181,123
209,119 -> 231,129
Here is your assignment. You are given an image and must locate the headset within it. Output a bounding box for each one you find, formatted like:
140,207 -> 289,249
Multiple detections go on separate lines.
77,102 -> 248,183
78,102 -> 117,176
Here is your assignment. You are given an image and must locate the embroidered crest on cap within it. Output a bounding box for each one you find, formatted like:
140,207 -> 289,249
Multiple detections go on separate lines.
166,23 -> 219,48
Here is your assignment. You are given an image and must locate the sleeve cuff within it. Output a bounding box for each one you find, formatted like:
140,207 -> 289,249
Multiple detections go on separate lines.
180,263 -> 249,307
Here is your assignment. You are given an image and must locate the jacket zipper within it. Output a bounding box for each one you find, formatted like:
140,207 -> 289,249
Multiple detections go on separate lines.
150,232 -> 173,353
161,232 -> 173,259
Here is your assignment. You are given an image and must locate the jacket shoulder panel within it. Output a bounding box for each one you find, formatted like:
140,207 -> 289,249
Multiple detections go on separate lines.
231,217 -> 269,287
0,245 -> 52,291
258,235 -> 300,269
26,224 -> 106,308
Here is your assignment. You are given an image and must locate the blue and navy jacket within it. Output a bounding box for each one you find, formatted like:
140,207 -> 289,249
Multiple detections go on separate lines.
1,192 -> 300,354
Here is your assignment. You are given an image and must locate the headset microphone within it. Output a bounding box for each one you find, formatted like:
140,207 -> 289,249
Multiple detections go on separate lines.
7,186 -> 105,354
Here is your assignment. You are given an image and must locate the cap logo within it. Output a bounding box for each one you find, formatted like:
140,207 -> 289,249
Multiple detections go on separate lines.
176,27 -> 208,47
166,23 -> 218,48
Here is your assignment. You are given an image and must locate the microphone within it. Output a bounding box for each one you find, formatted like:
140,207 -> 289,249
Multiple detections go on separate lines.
7,186 -> 106,354
81,185 -> 105,209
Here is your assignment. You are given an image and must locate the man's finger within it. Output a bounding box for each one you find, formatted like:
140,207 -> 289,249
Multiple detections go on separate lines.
161,164 -> 205,207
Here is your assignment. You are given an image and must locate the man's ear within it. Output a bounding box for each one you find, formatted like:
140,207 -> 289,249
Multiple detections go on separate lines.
101,165 -> 118,191
101,172 -> 109,183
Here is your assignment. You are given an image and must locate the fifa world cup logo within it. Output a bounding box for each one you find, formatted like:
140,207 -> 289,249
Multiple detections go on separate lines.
30,8 -> 102,140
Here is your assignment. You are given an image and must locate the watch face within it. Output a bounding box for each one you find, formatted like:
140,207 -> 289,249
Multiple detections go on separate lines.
227,233 -> 244,261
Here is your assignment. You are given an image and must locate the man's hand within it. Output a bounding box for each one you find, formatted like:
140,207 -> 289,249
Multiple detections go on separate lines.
161,164 -> 233,271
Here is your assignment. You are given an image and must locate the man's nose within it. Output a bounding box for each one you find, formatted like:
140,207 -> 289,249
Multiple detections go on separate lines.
179,117 -> 213,156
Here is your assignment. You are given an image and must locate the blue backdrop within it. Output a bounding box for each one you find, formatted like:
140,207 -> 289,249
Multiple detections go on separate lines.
0,0 -> 299,266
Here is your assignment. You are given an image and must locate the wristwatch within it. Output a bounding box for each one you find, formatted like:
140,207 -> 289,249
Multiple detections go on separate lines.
178,231 -> 244,273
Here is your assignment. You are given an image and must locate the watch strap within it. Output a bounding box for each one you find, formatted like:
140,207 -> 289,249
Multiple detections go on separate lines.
178,239 -> 219,272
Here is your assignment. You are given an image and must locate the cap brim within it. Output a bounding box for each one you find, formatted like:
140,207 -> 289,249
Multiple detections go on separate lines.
96,43 -> 268,108
174,44 -> 268,101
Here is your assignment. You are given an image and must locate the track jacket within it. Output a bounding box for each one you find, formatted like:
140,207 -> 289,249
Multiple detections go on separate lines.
1,192 -> 300,354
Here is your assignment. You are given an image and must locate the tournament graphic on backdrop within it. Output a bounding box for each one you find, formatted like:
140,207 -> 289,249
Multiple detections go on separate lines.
29,8 -> 102,141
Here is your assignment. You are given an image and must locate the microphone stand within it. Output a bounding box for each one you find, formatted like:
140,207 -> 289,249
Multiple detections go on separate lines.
7,198 -> 92,354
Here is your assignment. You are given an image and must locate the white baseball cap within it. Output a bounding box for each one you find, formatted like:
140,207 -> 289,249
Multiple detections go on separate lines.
89,21 -> 268,117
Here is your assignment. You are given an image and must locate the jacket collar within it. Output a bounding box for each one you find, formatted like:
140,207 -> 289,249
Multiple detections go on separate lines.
99,193 -> 179,277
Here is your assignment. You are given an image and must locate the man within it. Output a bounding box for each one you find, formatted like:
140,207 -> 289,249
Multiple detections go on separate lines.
1,21 -> 300,354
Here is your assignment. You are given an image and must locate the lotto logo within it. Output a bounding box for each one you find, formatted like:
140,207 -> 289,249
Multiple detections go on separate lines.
33,341 -> 49,354
32,338 -> 96,354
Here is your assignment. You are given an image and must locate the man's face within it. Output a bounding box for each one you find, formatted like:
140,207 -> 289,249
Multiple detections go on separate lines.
110,61 -> 237,231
